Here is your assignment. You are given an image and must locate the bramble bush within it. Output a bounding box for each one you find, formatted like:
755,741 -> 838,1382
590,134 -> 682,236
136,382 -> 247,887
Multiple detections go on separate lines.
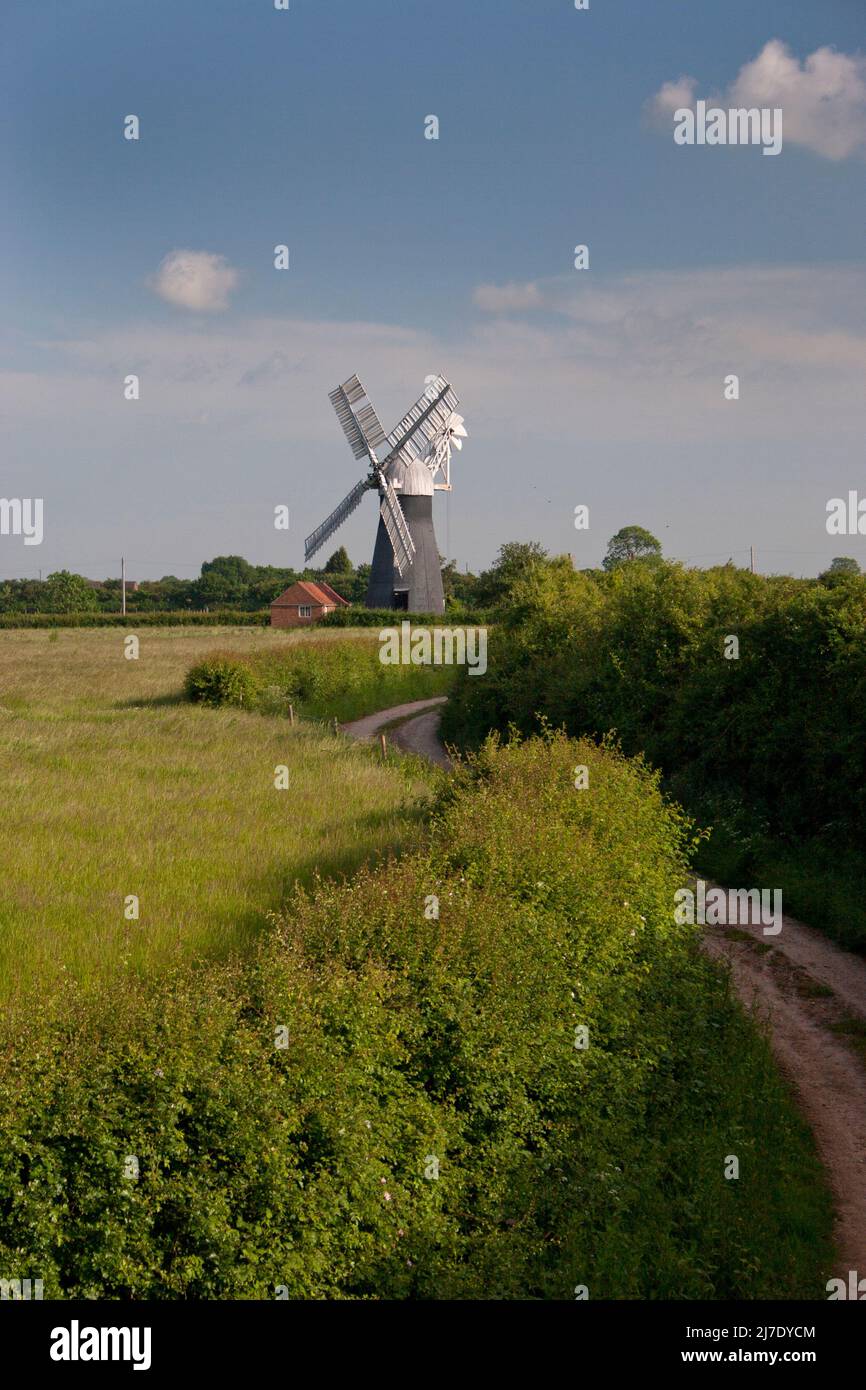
0,732 -> 831,1298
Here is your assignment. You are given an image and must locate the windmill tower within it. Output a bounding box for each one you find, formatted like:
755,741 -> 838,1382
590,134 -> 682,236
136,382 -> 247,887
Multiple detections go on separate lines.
304,373 -> 467,613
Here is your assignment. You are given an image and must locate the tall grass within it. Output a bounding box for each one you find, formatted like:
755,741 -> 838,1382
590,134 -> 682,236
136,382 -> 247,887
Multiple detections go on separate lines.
0,628 -> 430,1006
185,633 -> 455,723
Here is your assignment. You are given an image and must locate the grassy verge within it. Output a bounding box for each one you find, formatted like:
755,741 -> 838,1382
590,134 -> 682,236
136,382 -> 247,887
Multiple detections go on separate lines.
0,731 -> 833,1298
185,633 -> 455,724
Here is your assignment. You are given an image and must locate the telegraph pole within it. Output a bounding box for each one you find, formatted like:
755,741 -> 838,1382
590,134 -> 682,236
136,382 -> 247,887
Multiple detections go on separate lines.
121,556 -> 126,616
750,545 -> 756,574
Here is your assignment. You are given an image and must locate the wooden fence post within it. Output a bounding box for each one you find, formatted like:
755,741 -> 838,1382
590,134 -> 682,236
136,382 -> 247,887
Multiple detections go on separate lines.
379,732 -> 387,760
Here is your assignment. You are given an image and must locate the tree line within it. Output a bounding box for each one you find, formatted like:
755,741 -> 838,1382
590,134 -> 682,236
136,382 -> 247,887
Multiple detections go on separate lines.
1,528 -> 858,614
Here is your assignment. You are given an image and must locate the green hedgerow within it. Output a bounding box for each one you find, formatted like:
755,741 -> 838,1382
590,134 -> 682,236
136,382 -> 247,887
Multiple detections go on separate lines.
0,731 -> 832,1299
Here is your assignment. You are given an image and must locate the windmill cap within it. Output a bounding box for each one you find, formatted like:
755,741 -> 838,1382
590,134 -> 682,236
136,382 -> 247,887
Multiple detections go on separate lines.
391,456 -> 434,496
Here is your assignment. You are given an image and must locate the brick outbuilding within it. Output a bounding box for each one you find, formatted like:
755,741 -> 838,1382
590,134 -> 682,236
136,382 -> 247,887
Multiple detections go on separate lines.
270,579 -> 350,628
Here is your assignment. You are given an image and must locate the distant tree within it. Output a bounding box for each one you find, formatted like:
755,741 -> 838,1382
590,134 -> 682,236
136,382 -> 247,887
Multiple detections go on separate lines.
0,581 -> 22,614
602,526 -> 662,571
474,541 -> 548,608
155,576 -> 197,610
440,558 -> 457,603
249,576 -> 296,608
323,546 -> 351,574
42,571 -> 99,613
200,556 -> 253,585
441,558 -> 479,608
346,564 -> 371,604
819,556 -> 862,587
193,572 -> 242,607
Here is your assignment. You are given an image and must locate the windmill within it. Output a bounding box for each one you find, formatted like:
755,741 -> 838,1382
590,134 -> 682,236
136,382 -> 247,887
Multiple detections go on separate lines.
304,372 -> 467,613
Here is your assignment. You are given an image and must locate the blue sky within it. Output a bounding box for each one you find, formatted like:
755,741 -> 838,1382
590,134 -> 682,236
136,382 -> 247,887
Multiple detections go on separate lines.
2,0 -> 865,579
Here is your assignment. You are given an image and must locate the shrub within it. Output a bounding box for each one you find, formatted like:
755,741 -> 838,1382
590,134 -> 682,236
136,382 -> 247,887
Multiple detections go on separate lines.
183,656 -> 261,708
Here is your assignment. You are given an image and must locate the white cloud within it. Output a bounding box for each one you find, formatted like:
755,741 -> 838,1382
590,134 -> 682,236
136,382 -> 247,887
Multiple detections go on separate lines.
149,249 -> 240,312
473,281 -> 544,313
648,39 -> 866,160
647,76 -> 698,122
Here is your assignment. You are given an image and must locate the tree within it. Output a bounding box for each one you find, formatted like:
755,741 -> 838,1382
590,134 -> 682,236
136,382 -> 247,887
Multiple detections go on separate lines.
249,576 -> 296,608
602,526 -> 662,571
441,559 -> 479,608
323,546 -> 351,574
474,541 -> 548,608
193,572 -> 241,608
819,556 -> 862,587
200,556 -> 252,585
42,571 -> 99,613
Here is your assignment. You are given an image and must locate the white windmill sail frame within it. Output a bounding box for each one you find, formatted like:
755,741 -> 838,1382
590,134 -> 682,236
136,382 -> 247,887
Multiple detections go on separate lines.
382,377 -> 459,472
304,477 -> 371,562
379,476 -> 416,576
327,374 -> 387,462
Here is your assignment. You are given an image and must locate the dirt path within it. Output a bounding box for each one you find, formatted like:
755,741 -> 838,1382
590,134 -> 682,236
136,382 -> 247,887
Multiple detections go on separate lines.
342,698 -> 866,1278
340,696 -> 451,769
704,895 -> 866,1280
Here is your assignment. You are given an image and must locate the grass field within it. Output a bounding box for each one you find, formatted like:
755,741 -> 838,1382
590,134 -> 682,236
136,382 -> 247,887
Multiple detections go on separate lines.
0,627 -> 432,1006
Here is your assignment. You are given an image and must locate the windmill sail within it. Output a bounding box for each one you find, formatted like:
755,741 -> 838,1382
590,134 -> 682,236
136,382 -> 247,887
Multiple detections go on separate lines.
379,477 -> 416,576
304,478 -> 370,562
356,401 -> 387,452
328,384 -> 369,461
328,375 -> 386,460
384,376 -> 459,469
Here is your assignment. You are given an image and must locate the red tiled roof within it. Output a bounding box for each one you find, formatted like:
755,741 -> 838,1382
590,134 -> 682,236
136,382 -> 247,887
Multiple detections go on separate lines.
270,580 -> 349,608
313,579 -> 350,605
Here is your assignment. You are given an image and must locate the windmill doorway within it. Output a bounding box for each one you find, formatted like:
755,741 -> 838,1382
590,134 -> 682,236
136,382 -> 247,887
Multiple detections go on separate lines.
392,590 -> 409,611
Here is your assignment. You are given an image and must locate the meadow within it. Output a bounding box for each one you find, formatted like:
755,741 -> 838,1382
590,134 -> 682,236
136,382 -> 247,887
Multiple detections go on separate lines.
0,627 -> 431,1006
